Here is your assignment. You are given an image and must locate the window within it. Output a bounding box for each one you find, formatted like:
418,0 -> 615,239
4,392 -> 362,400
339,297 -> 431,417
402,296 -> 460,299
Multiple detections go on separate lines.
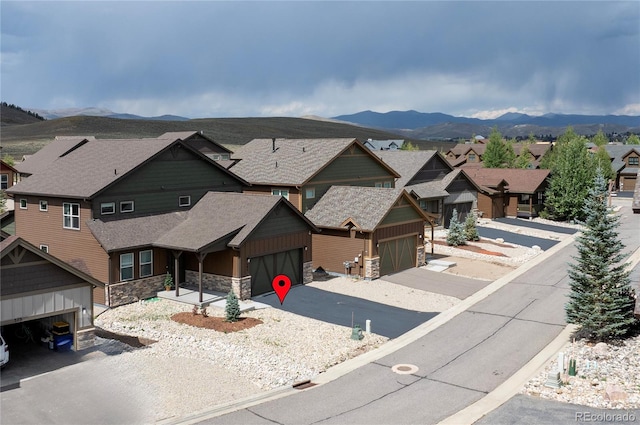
19,199 -> 27,209
139,250 -> 153,277
211,154 -> 221,161
374,182 -> 383,188
39,200 -> 48,211
0,174 -> 7,190
383,182 -> 392,188
120,253 -> 134,281
221,154 -> 230,160
629,157 -> 639,166
120,201 -> 134,213
101,202 -> 115,215
468,153 -> 477,162
63,202 -> 80,229
178,196 -> 191,207
271,188 -> 289,200
39,245 -> 49,253
305,188 -> 315,199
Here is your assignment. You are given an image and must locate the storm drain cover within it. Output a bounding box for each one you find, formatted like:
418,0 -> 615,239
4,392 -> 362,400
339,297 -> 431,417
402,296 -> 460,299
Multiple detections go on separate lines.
391,364 -> 419,375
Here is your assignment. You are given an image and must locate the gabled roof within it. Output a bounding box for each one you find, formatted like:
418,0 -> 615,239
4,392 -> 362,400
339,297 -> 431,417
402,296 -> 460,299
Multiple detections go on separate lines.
16,136 -> 96,176
87,192 -> 318,253
464,167 -> 550,194
305,186 -> 428,231
0,236 -> 104,288
406,169 -> 481,199
0,159 -> 19,173
7,134 -> 247,199
229,138 -> 400,186
363,139 -> 405,151
375,150 -> 445,187
160,131 -> 234,154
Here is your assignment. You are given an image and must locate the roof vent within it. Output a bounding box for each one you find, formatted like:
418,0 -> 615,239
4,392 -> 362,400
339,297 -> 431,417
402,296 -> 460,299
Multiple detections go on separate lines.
272,138 -> 276,153
303,146 -> 306,153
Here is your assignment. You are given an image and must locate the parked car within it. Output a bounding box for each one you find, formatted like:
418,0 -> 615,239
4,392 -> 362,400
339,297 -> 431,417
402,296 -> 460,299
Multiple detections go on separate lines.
0,334 -> 9,368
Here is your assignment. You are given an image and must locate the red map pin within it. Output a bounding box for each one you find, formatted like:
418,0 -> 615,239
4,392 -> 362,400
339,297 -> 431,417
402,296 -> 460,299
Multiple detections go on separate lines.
272,274 -> 292,304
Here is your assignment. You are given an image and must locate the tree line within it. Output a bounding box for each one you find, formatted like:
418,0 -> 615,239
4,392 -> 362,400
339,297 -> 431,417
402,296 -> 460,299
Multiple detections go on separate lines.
1,102 -> 46,121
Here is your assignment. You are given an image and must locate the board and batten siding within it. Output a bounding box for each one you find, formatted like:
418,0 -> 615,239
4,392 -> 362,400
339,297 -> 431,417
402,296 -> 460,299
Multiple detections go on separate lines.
93,146 -> 244,219
13,196 -> 109,286
241,186 -> 302,212
312,231 -> 367,274
242,231 -> 312,277
374,222 -> 424,256
404,154 -> 452,186
184,248 -> 235,277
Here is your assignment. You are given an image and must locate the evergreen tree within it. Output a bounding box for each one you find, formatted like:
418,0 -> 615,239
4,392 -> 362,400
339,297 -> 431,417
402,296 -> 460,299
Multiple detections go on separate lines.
483,127 -> 508,168
543,128 -> 595,221
593,146 -> 615,182
627,134 -> 640,145
225,290 -> 241,322
464,210 -> 480,241
446,208 -> 466,246
515,142 -> 531,168
592,129 -> 608,147
565,169 -> 637,341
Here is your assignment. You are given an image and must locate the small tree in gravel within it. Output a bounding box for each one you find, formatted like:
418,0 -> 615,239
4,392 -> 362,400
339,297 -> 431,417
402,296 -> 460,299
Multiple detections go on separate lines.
446,208 -> 466,246
225,290 -> 241,322
565,169 -> 637,341
464,210 -> 480,241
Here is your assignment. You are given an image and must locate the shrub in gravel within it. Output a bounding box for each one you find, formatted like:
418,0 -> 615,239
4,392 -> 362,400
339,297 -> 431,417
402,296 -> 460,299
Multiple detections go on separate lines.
225,290 -> 240,322
446,208 -> 467,246
464,211 -> 480,241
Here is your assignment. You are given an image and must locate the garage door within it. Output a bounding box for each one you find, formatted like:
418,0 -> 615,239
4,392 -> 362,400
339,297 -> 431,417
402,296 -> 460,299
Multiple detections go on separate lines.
443,202 -> 473,228
379,235 -> 416,276
250,249 -> 302,296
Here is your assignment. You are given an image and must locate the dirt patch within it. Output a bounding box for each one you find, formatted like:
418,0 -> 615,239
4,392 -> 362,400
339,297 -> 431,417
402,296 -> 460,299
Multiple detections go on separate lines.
95,327 -> 157,348
431,240 -> 506,257
171,312 -> 263,332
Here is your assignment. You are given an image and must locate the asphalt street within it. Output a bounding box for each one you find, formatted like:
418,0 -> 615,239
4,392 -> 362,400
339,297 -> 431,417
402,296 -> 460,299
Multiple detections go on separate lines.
476,226 -> 560,251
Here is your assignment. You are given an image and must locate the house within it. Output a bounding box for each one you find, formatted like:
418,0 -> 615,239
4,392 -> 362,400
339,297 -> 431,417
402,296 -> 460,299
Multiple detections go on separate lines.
591,145 -> 640,192
445,142 -> 551,168
375,150 -> 479,227
1,236 -> 104,351
363,139 -> 405,151
8,132 -> 315,306
464,167 -> 550,218
1,159 -> 20,190
305,187 -> 433,278
229,138 -> 400,213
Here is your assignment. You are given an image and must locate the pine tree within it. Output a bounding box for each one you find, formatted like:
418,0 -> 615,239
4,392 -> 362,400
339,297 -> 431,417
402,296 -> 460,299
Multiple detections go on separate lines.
464,210 -> 480,241
565,169 -> 637,341
483,127 -> 508,168
446,208 -> 467,246
515,142 -> 531,168
225,290 -> 241,322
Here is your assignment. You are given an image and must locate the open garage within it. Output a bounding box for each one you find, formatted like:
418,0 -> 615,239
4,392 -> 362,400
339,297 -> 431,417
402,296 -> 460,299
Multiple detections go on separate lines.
0,236 -> 102,361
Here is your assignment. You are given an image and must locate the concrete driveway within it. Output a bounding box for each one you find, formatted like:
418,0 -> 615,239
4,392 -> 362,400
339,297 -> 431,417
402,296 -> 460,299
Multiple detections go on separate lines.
381,267 -> 492,299
255,285 -> 438,339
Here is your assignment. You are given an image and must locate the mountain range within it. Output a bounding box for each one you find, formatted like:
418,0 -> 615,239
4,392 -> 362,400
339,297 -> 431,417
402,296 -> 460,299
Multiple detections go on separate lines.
30,107 -> 190,122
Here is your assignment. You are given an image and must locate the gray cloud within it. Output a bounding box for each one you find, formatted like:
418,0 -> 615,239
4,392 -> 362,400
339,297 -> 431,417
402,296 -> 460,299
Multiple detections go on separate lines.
1,1 -> 638,118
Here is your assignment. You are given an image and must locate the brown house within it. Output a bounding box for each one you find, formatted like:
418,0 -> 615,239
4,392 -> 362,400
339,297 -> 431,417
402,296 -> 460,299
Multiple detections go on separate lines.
376,150 -> 479,227
464,167 -> 550,218
594,145 -> 640,192
8,132 -> 317,306
229,138 -> 400,213
1,159 -> 20,190
306,186 -> 433,278
445,142 -> 551,168
1,236 -> 104,350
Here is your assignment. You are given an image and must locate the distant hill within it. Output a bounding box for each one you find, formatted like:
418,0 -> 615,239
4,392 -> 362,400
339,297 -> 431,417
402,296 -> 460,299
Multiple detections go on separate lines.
1,103 -> 45,126
28,107 -> 190,121
0,115 -> 455,158
333,110 -> 640,139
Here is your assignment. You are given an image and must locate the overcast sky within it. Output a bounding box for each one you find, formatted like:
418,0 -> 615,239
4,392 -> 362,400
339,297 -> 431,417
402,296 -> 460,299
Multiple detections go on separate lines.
2,1 -> 639,119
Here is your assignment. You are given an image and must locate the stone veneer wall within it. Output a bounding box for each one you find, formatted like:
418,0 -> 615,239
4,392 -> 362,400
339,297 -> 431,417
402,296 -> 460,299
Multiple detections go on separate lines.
109,274 -> 165,307
232,276 -> 252,300
417,244 -> 426,267
365,256 -> 380,280
185,270 -> 233,294
303,261 -> 313,284
76,328 -> 95,351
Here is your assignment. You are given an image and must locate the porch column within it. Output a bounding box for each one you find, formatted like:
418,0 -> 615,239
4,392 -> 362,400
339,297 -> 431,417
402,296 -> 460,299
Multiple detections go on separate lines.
172,250 -> 183,297
529,196 -> 533,216
197,252 -> 208,303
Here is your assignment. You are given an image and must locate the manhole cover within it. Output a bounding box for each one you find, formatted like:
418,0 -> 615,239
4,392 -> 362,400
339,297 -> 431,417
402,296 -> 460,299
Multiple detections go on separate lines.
391,364 -> 419,375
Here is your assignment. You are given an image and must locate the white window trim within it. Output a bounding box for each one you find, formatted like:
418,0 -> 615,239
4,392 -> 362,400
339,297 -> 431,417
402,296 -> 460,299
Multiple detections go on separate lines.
0,174 -> 8,190
39,244 -> 49,253
120,253 -> 134,281
19,199 -> 27,209
39,200 -> 48,211
120,201 -> 134,213
139,250 -> 153,278
63,202 -> 80,230
178,196 -> 191,207
305,187 -> 315,199
383,182 -> 392,188
374,182 -> 383,188
101,202 -> 115,215
271,188 -> 289,200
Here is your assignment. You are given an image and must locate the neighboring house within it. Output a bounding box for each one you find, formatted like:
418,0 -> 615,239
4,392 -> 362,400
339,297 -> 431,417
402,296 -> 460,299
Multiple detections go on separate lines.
1,159 -> 20,190
229,138 -> 400,213
445,142 -> 551,168
362,139 -> 405,151
464,167 -> 550,218
590,145 -> 640,192
7,132 -> 257,306
375,150 -> 477,227
1,236 -> 103,351
305,187 -> 433,278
